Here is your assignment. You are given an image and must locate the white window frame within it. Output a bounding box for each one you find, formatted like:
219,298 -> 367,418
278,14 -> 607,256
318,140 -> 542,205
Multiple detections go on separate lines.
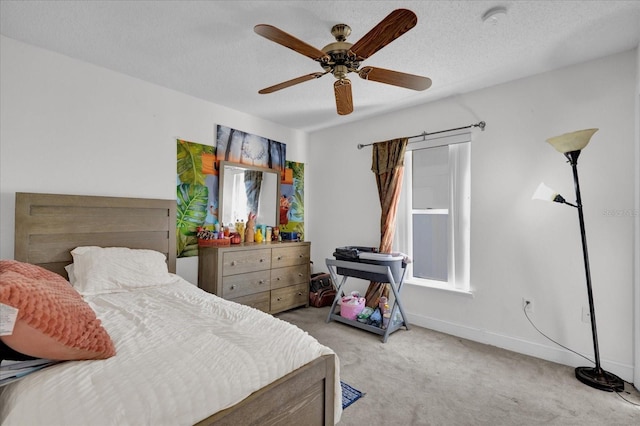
395,131 -> 471,293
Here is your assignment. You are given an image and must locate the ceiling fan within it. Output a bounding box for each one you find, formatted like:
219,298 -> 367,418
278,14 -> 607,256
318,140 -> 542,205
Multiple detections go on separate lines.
254,9 -> 432,116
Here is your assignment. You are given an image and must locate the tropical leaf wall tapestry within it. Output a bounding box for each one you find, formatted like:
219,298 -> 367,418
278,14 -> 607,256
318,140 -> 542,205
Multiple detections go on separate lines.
176,126 -> 305,258
176,139 -> 216,258
280,160 -> 304,239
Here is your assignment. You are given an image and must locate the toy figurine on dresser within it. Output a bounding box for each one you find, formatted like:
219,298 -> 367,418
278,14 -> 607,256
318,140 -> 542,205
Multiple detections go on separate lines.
235,219 -> 245,242
254,226 -> 264,243
245,213 -> 256,243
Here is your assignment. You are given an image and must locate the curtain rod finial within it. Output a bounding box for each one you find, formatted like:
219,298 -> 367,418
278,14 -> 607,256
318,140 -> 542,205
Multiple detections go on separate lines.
357,143 -> 365,150
478,121 -> 486,131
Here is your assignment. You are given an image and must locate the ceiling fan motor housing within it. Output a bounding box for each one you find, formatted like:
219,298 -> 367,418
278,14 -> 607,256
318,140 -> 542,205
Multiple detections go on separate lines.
321,24 -> 361,80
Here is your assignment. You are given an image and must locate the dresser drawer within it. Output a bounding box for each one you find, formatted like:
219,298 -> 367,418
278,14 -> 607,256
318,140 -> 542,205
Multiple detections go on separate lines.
222,249 -> 271,276
198,242 -> 311,314
270,283 -> 308,313
222,270 -> 271,298
271,245 -> 310,268
271,264 -> 308,290
230,291 -> 270,313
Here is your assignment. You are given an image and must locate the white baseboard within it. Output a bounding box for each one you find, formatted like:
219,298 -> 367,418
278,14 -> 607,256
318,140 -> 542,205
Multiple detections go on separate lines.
406,312 -> 634,383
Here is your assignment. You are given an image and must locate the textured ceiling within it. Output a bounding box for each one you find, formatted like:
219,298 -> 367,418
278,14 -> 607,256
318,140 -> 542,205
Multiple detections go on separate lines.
1,1 -> 639,132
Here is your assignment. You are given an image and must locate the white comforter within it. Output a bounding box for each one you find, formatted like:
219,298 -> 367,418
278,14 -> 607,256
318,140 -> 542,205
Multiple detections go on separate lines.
0,277 -> 342,425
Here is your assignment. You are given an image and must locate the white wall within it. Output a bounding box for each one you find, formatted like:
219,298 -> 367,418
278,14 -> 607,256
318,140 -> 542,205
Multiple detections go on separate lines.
2,34 -> 637,383
307,49 -> 638,381
0,35 -> 308,284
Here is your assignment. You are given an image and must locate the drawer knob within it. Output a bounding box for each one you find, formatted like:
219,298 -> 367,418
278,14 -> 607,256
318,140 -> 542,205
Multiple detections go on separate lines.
230,284 -> 236,290
260,258 -> 264,263
277,297 -> 282,301
276,277 -> 281,281
298,273 -> 303,277
277,256 -> 282,260
231,261 -> 236,266
297,292 -> 303,296
299,254 -> 303,258
259,280 -> 265,285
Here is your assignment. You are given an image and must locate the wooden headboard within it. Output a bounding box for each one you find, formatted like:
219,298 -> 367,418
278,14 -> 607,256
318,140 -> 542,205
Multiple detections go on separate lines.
14,192 -> 177,277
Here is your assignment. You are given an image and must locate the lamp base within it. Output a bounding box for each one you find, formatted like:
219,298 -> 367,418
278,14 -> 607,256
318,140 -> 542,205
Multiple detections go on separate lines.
575,366 -> 624,392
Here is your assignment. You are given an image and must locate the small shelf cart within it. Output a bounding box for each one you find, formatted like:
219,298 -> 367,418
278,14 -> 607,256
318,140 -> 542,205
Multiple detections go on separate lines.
325,258 -> 410,343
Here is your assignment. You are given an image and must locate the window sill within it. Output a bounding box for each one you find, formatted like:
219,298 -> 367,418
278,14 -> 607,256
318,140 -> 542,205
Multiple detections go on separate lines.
405,279 -> 474,297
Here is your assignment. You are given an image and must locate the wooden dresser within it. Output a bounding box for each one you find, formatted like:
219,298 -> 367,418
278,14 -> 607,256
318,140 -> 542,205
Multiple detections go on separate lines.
198,241 -> 310,314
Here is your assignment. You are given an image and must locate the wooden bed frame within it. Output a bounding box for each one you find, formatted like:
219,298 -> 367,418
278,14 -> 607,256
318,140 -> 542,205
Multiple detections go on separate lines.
13,192 -> 337,426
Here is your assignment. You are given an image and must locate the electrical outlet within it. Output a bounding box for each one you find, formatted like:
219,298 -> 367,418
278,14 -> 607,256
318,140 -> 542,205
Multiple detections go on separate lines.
522,298 -> 534,313
582,306 -> 591,323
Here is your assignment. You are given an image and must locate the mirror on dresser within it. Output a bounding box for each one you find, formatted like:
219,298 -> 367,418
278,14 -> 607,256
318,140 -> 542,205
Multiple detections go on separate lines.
218,161 -> 280,228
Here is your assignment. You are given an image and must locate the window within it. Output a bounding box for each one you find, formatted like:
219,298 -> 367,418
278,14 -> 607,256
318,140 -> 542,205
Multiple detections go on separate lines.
396,132 -> 471,292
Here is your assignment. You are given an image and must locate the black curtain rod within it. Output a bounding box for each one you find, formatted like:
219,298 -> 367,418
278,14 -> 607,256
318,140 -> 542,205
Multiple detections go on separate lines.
356,121 -> 486,150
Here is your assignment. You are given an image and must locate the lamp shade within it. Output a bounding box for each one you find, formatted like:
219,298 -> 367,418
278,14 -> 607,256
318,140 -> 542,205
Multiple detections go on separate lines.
532,182 -> 559,202
546,128 -> 598,154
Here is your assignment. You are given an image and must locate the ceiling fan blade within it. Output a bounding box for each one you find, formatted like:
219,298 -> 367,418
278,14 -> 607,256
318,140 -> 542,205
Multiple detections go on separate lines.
349,9 -> 418,60
334,79 -> 353,115
258,72 -> 327,94
254,24 -> 330,62
358,66 -> 432,91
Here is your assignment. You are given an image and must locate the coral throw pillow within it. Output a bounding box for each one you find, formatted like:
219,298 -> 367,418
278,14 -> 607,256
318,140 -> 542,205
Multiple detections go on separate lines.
0,260 -> 116,360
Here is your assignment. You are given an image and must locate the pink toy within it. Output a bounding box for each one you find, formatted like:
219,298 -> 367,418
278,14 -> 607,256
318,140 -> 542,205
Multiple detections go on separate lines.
340,296 -> 366,320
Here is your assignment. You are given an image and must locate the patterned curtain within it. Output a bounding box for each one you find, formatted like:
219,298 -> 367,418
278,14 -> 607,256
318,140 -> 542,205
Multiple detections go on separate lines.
244,171 -> 263,214
364,137 -> 408,308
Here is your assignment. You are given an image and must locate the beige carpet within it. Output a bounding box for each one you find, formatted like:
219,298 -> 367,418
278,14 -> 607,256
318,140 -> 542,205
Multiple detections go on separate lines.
276,306 -> 640,425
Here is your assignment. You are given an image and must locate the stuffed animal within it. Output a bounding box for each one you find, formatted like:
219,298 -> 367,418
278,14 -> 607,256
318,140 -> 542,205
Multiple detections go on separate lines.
245,212 -> 256,243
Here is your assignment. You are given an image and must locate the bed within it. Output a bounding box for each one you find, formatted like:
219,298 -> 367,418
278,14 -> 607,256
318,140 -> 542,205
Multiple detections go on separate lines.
1,192 -> 341,425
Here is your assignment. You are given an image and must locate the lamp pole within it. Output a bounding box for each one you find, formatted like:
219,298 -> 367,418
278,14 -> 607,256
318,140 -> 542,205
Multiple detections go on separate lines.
566,150 -> 623,392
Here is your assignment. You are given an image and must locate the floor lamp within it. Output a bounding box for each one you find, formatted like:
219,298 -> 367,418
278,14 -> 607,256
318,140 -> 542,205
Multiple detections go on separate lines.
532,128 -> 624,392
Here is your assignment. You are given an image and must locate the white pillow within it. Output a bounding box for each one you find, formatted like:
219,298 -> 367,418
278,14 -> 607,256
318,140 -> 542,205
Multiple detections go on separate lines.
70,246 -> 174,295
64,263 -> 76,284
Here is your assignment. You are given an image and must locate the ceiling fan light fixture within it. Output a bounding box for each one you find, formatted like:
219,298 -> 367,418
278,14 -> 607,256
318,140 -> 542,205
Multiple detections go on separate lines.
482,6 -> 508,25
333,64 -> 348,80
